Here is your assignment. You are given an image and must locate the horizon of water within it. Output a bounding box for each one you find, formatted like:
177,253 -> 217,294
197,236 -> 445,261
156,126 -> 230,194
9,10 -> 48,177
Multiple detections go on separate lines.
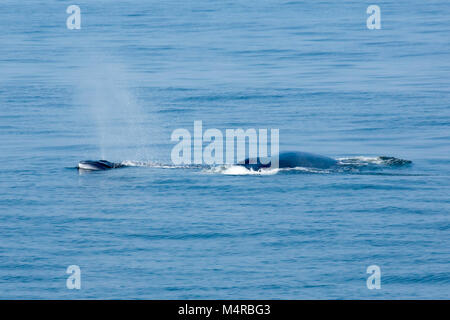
0,0 -> 449,299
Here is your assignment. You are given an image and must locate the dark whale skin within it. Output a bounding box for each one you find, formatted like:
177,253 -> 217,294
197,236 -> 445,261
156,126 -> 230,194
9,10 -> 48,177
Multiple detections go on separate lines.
239,151 -> 337,170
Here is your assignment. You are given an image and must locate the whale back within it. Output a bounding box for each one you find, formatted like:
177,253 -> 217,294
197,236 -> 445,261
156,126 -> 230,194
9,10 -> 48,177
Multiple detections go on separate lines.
279,151 -> 337,169
240,151 -> 337,170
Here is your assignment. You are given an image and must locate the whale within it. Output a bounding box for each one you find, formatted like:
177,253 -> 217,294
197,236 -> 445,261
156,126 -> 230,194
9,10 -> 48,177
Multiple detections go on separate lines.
238,151 -> 338,170
77,152 -> 410,172
77,152 -> 338,171
78,160 -> 124,171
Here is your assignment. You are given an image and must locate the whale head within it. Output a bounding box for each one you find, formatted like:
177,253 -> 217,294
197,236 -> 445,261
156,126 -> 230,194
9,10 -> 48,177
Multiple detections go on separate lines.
77,160 -> 123,171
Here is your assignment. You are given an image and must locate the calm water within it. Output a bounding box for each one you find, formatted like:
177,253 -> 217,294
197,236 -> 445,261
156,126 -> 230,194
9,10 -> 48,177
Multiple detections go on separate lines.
0,0 -> 449,299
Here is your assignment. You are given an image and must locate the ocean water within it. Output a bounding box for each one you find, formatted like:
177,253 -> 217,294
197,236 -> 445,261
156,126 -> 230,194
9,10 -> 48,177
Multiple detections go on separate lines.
0,0 -> 449,299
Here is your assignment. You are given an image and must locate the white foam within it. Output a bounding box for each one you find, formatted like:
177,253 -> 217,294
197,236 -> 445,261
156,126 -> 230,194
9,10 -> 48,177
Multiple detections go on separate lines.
337,156 -> 384,165
201,165 -> 278,175
203,165 -> 331,175
121,160 -> 147,167
120,160 -> 195,169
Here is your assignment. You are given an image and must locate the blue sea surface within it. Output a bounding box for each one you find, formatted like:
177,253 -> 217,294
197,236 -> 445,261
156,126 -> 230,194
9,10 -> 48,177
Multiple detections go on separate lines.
0,0 -> 449,299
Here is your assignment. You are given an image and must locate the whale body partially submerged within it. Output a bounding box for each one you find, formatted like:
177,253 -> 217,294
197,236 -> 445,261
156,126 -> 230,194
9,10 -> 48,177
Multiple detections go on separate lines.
77,152 -> 410,172
78,152 -> 338,171
239,151 -> 338,170
78,160 -> 124,171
